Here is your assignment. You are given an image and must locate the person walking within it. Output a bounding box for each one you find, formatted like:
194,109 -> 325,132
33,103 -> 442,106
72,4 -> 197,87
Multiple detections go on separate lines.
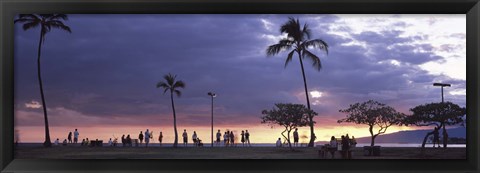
241,130 -> 245,147
293,128 -> 299,147
216,130 -> 221,146
159,131 -> 163,147
67,132 -> 72,143
182,129 -> 188,147
73,129 -> 79,144
145,129 -> 150,147
245,130 -> 251,147
139,131 -> 144,145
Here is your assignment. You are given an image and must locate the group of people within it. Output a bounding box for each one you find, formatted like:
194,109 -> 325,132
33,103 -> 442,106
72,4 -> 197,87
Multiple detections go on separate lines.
326,134 -> 357,159
55,129 -> 80,146
275,128 -> 302,147
179,129 -> 251,147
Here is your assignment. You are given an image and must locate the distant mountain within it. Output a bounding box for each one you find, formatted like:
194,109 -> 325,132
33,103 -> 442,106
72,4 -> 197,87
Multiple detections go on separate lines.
316,127 -> 466,144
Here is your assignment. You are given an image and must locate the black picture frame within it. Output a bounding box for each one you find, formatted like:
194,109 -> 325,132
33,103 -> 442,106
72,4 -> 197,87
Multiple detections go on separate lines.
1,0 -> 478,172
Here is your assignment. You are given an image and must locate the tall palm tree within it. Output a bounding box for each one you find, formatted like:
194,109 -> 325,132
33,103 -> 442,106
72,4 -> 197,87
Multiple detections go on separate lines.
157,73 -> 185,148
266,17 -> 329,147
14,14 -> 72,147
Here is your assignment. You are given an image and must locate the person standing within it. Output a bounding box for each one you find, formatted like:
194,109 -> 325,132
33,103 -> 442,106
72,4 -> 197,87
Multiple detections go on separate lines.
216,130 -> 221,146
139,131 -> 144,145
145,129 -> 150,147
245,130 -> 251,147
241,130 -> 245,147
126,134 -> 132,147
433,127 -> 440,148
121,135 -> 125,147
159,131 -> 163,147
192,131 -> 198,147
293,128 -> 299,147
73,129 -> 79,144
223,131 -> 229,147
68,132 -> 72,143
182,129 -> 188,147
229,131 -> 235,147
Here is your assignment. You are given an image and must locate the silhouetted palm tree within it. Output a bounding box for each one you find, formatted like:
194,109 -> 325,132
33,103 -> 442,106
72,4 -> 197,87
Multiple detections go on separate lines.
266,17 -> 328,147
14,14 -> 71,147
157,73 -> 185,148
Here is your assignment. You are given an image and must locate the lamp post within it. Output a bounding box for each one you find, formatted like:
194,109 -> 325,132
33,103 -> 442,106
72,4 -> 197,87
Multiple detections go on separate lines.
433,82 -> 451,149
207,92 -> 216,147
433,83 -> 451,103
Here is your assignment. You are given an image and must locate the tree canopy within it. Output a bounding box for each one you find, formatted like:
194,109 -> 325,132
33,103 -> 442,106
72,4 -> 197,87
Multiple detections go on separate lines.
338,100 -> 405,146
261,103 -> 317,150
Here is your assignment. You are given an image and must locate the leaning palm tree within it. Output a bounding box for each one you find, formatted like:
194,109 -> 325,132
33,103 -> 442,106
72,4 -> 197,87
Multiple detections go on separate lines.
266,17 -> 329,147
156,73 -> 185,148
15,14 -> 72,147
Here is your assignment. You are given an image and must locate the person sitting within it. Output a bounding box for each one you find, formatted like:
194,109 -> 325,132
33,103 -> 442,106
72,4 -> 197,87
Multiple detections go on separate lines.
197,138 -> 203,147
62,139 -> 68,146
81,139 -> 85,146
54,138 -> 59,146
276,138 -> 282,147
108,138 -> 113,147
126,135 -> 132,147
329,136 -> 338,159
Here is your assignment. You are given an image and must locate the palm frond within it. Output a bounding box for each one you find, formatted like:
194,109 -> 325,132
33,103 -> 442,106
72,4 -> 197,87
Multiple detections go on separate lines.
266,42 -> 291,56
280,17 -> 302,41
47,21 -> 72,33
304,39 -> 329,55
48,14 -> 68,21
284,50 -> 296,68
173,81 -> 185,89
301,23 -> 312,40
21,22 -> 40,31
156,82 -> 169,89
164,73 -> 176,86
174,90 -> 182,97
302,50 -> 322,71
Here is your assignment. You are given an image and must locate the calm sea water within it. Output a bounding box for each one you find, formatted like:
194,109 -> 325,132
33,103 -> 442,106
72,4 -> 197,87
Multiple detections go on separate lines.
16,142 -> 466,148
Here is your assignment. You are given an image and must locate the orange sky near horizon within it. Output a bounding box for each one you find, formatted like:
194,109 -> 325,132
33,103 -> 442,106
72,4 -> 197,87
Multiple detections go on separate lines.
16,124 -> 423,144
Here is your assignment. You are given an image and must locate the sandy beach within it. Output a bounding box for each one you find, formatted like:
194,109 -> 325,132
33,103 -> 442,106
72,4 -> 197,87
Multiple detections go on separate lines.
14,144 -> 466,159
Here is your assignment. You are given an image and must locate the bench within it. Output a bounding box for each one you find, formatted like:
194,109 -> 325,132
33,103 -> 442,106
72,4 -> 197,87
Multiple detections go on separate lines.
89,140 -> 103,147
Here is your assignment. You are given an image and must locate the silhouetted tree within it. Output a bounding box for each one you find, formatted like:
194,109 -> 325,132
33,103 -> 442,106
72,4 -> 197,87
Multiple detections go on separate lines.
266,17 -> 328,147
14,14 -> 72,147
402,102 -> 466,148
157,73 -> 185,148
338,100 -> 406,146
261,103 -> 316,150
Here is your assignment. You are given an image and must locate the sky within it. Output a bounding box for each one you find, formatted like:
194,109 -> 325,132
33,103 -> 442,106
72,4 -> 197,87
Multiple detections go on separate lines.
14,14 -> 466,143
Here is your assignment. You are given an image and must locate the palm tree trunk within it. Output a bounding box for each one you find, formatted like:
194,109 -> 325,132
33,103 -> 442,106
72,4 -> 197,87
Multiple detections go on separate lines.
37,30 -> 51,147
297,51 -> 315,147
171,92 -> 178,148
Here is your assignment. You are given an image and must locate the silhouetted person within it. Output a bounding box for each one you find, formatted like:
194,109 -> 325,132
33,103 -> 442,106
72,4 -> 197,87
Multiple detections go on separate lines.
145,129 -> 150,147
126,134 -> 132,147
68,132 -> 72,143
245,130 -> 251,147
62,139 -> 67,146
159,131 -> 163,147
108,138 -> 113,146
350,136 -> 357,147
81,139 -> 85,146
216,130 -> 222,146
183,129 -> 188,147
341,135 -> 350,159
276,138 -> 282,147
433,127 -> 440,148
192,131 -> 198,147
121,135 -> 126,147
139,131 -> 144,145
223,131 -> 229,147
73,129 -> 79,144
230,131 -> 235,147
241,130 -> 245,146
54,138 -> 59,146
329,136 -> 338,159
293,128 -> 299,147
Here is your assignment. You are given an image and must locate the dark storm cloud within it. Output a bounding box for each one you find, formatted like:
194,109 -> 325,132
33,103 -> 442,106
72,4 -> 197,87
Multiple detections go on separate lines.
14,14 -> 466,126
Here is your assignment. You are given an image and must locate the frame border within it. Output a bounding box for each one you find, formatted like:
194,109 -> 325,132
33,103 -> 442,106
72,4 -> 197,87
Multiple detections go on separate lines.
1,0 -> 478,172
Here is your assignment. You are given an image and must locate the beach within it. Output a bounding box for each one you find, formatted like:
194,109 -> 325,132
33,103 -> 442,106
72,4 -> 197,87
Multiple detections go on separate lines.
14,143 -> 466,159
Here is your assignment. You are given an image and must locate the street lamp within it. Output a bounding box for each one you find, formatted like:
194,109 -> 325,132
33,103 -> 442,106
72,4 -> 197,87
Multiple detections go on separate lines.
207,92 -> 216,147
433,83 -> 451,103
